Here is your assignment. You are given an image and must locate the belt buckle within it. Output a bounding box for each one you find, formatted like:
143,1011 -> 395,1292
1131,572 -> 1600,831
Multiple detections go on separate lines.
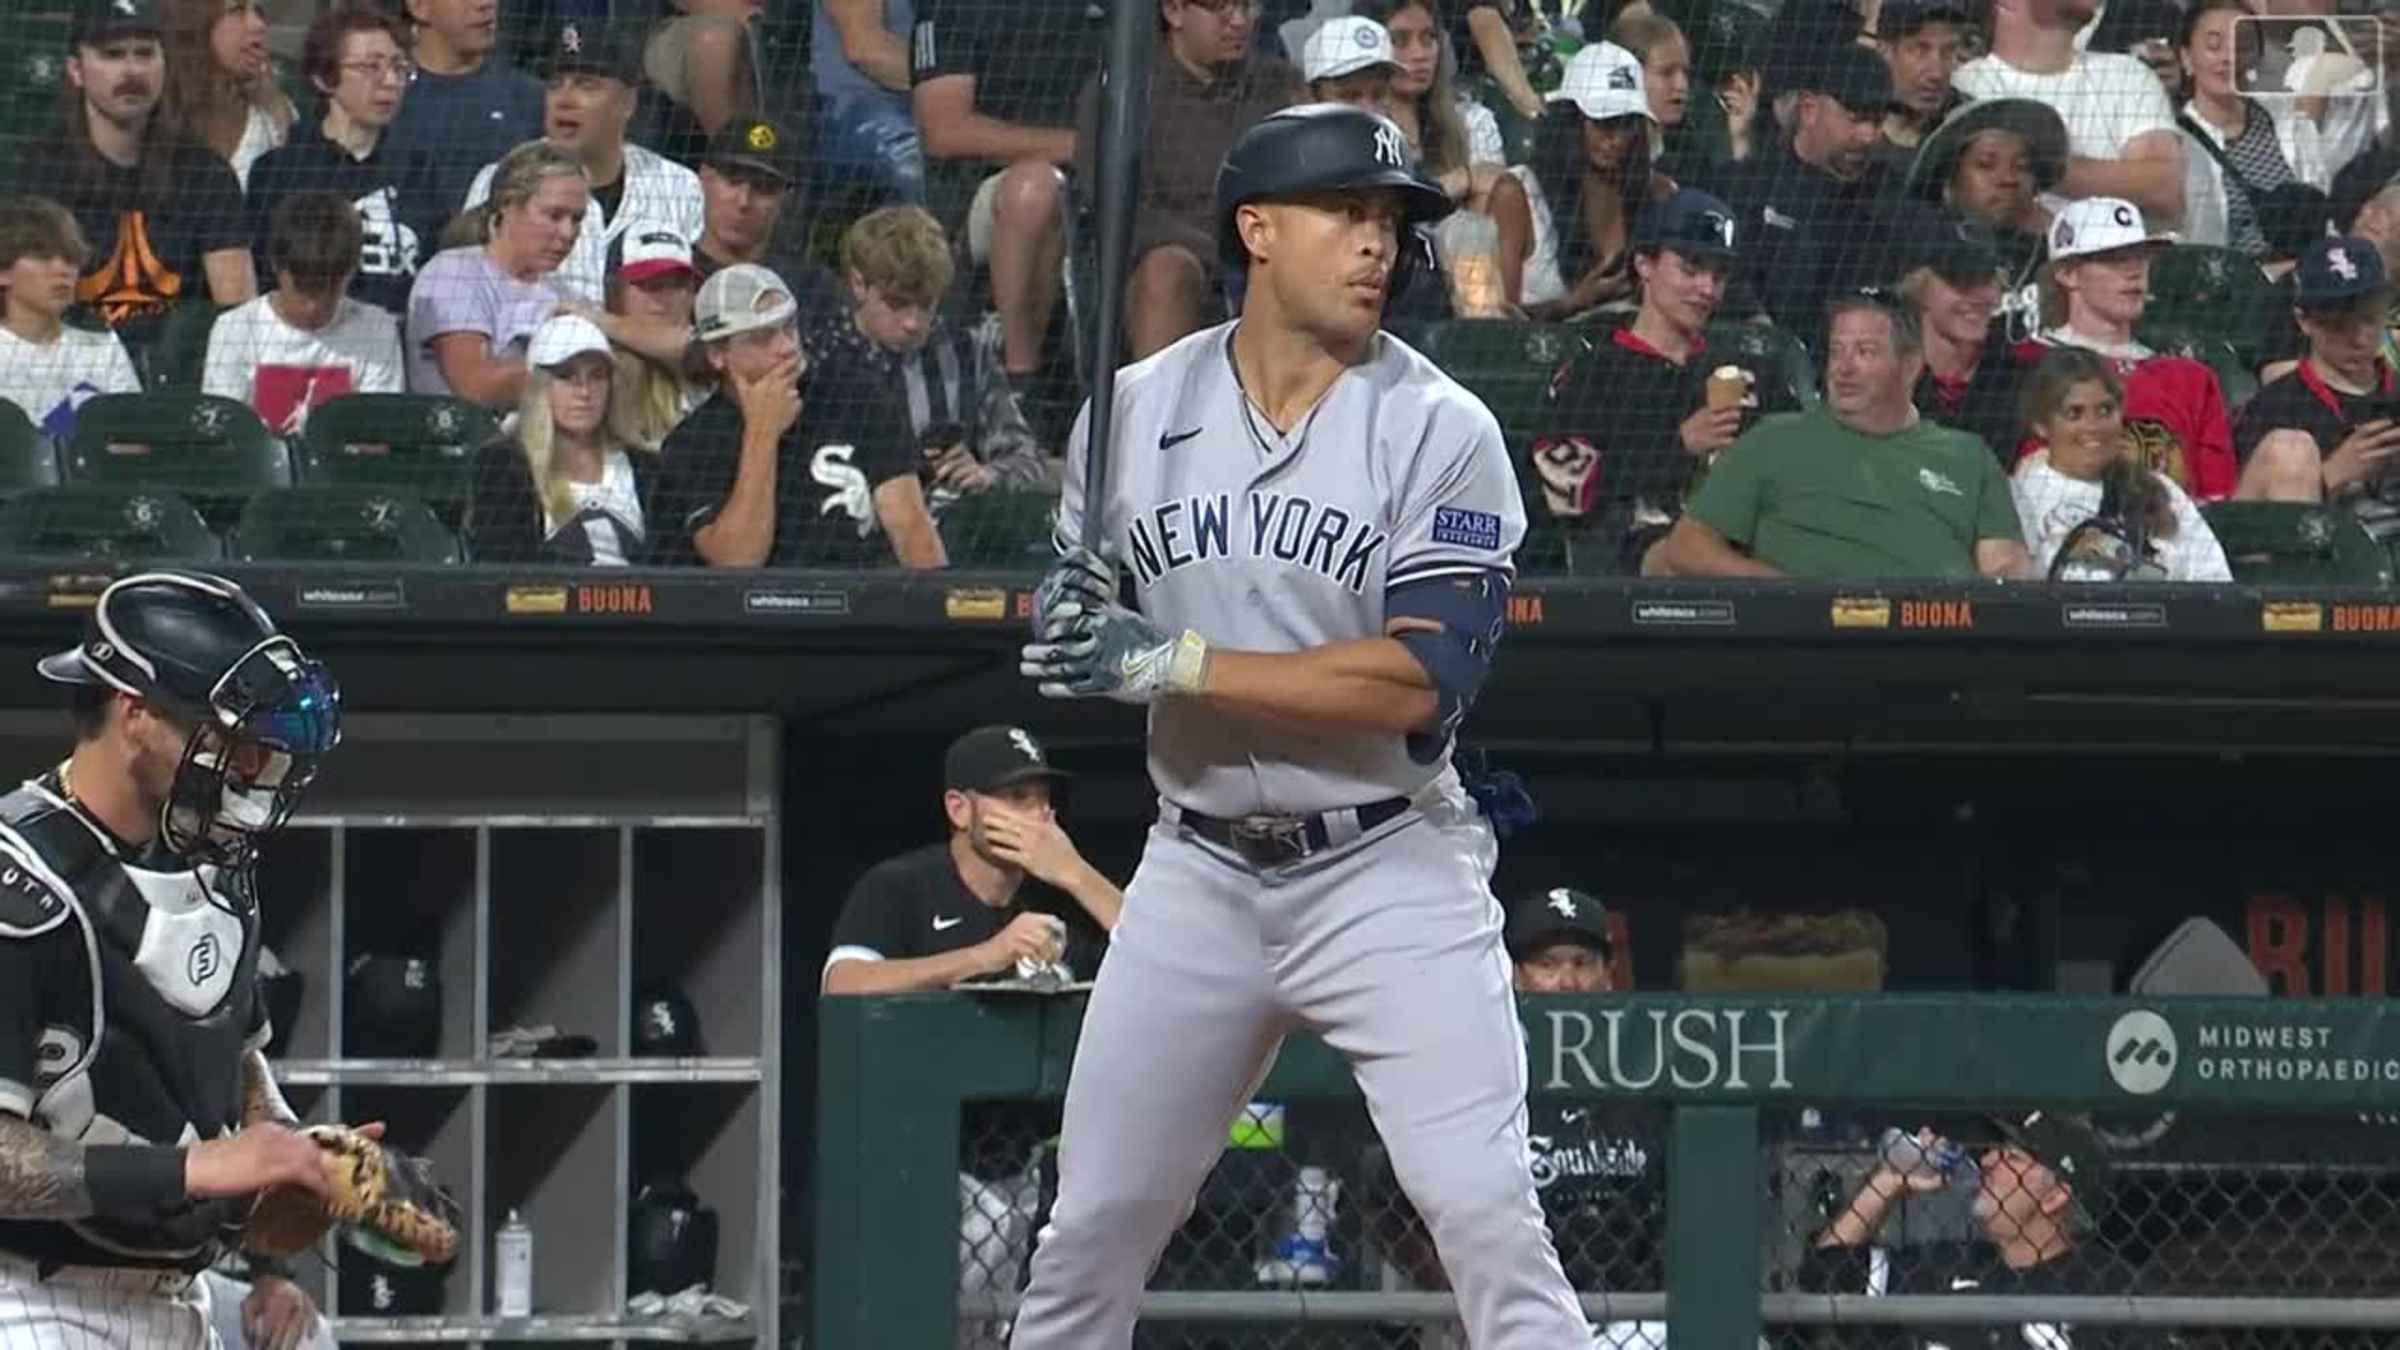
1229,815 -> 1309,866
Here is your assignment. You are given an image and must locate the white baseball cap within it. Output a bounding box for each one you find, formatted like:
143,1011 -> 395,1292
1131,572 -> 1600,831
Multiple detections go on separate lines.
1303,17 -> 1397,83
2047,197 -> 2176,263
1547,42 -> 1655,124
618,228 -> 696,284
694,263 -> 798,342
526,313 -> 612,368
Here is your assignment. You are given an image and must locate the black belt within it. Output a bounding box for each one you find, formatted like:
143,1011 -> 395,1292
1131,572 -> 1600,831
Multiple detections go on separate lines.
1178,797 -> 1410,867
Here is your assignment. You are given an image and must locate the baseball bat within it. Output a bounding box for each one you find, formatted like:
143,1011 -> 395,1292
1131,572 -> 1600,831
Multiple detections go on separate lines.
1078,0 -> 1156,553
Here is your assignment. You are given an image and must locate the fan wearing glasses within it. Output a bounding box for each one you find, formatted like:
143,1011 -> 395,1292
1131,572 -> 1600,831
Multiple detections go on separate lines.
245,4 -> 445,318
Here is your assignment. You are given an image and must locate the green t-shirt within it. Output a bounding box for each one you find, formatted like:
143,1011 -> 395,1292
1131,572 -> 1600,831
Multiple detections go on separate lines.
1687,407 -> 2022,580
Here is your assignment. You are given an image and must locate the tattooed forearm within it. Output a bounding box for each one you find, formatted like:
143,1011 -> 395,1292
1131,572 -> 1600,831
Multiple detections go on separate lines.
0,1112 -> 92,1220
241,1050 -> 297,1127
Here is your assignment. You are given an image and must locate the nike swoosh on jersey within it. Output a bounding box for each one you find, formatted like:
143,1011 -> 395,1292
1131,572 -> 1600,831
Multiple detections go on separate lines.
933,916 -> 964,931
1158,427 -> 1204,449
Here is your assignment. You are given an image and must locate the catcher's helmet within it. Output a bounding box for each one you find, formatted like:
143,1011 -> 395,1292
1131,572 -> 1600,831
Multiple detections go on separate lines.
39,570 -> 340,867
1214,103 -> 1454,274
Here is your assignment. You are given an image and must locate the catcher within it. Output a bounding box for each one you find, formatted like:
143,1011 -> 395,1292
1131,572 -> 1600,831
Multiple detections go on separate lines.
0,571 -> 455,1350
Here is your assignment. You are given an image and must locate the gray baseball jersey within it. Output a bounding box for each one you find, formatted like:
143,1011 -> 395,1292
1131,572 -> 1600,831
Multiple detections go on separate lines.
1013,322 -> 1589,1350
1054,321 -> 1528,816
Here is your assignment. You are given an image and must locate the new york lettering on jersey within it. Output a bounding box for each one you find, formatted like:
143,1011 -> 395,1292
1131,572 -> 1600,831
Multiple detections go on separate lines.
1121,490 -> 1389,593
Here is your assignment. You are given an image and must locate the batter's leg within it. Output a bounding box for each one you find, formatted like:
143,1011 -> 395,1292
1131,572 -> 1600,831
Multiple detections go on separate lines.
1010,827 -> 1288,1349
1280,797 -> 1588,1349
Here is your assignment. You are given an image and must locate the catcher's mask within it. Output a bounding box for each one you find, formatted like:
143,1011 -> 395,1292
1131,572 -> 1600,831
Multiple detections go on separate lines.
38,571 -> 342,872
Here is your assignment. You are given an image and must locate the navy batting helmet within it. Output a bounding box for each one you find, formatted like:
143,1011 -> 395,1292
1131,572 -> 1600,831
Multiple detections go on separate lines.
1214,103 -> 1454,272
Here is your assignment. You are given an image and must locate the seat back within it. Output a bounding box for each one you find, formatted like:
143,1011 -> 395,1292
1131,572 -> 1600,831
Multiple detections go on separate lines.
2202,501 -> 2394,586
297,394 -> 497,520
66,394 -> 293,502
141,301 -> 222,391
2141,245 -> 2281,368
229,486 -> 462,564
1404,320 -> 1581,454
1700,320 -> 1820,410
0,486 -> 221,562
0,400 -> 60,495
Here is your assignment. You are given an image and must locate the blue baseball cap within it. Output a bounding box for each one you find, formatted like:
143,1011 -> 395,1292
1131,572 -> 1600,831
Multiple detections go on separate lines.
1633,188 -> 1740,262
2295,235 -> 2393,310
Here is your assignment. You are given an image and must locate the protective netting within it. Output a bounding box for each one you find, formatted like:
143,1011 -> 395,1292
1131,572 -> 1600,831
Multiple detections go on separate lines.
2,0 -> 2399,577
957,1102 -> 2400,1346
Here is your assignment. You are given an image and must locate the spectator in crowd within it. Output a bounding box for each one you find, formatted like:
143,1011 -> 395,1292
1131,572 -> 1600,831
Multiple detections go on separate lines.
1455,0 -> 1543,123
1888,200 -> 2023,460
1302,16 -> 1399,108
1367,888 -> 1662,1347
2015,347 -> 2232,579
2234,235 -> 2400,506
599,230 -> 706,452
1724,43 -> 1897,342
645,0 -> 761,162
909,0 -> 1103,388
1612,11 -> 1692,168
814,0 -> 926,206
2176,0 -> 2326,261
1651,294 -> 2031,579
383,0 -> 546,209
465,19 -> 704,306
0,197 -> 139,442
805,207 -> 1051,508
1952,0 -> 2185,228
1074,0 -> 1297,361
2020,197 -> 2238,501
1801,1113 -> 2118,1345
1872,0 -> 1970,180
203,191 -> 404,439
693,118 -> 808,282
467,313 -> 658,564
822,723 -> 1117,995
1535,189 -> 1794,572
17,0 -> 256,359
406,140 -> 585,405
651,263 -> 945,568
159,0 -> 294,188
246,5 -> 444,319
1357,0 -> 1507,203
1906,98 -> 2069,327
1517,43 -> 1676,318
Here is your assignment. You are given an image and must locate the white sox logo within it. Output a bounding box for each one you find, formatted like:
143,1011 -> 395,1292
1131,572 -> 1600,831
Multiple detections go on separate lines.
1008,728 -> 1043,762
1546,889 -> 1579,919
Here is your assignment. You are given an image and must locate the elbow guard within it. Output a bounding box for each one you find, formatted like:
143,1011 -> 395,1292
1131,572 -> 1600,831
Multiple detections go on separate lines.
1386,571 -> 1509,764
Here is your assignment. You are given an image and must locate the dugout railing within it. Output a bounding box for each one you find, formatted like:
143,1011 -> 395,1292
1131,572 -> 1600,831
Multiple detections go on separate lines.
813,994 -> 2400,1349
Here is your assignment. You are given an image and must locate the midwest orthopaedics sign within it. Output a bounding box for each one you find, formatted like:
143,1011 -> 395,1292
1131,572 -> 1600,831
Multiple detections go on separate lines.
1539,1007 -> 1795,1093
2191,1022 -> 2400,1086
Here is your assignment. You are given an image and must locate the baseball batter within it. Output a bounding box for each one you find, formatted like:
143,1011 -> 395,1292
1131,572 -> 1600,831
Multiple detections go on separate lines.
1014,104 -> 1589,1347
0,571 -> 348,1350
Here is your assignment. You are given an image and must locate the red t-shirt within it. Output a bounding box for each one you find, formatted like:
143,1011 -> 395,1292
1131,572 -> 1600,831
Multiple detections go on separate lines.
2011,337 -> 2237,501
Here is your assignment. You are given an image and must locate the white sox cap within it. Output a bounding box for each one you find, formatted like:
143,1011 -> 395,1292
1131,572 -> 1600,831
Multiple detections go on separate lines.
695,263 -> 798,342
526,314 -> 612,368
1303,17 -> 1397,82
1548,42 -> 1655,124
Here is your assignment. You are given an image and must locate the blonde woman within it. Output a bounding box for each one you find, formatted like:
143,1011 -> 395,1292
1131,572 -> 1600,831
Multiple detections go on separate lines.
161,0 -> 296,187
600,231 -> 708,452
405,141 -> 587,406
467,314 -> 658,565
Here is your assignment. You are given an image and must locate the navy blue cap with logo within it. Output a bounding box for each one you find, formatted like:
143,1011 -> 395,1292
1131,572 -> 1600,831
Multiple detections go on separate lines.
1884,199 -> 2005,285
536,16 -> 641,84
1634,188 -> 1740,262
2295,235 -> 2393,310
74,0 -> 160,44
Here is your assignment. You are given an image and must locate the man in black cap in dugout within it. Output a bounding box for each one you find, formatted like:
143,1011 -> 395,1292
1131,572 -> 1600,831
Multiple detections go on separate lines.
1536,188 -> 1800,573
1724,41 -> 1905,342
821,726 -> 1121,994
461,14 -> 703,304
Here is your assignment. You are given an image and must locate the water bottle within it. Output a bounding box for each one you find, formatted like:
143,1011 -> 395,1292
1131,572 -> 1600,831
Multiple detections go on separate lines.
1880,1130 -> 1982,1191
497,1208 -> 534,1317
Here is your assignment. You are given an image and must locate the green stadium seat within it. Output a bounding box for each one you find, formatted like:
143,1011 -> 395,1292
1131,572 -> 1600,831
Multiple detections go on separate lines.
66,395 -> 293,524
1403,319 -> 1582,452
0,400 -> 60,495
230,486 -> 460,564
0,485 -> 220,561
2202,501 -> 2393,587
296,394 -> 498,522
937,490 -> 1059,566
0,15 -> 71,145
2141,327 -> 2259,411
2141,245 -> 2281,368
1701,320 -> 1820,408
142,302 -> 222,392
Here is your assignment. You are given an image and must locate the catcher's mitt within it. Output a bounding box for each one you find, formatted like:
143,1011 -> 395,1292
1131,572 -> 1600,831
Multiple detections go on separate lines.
242,1125 -> 461,1266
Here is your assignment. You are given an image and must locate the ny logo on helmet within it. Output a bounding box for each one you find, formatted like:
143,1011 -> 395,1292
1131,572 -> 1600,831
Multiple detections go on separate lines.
1372,123 -> 1406,170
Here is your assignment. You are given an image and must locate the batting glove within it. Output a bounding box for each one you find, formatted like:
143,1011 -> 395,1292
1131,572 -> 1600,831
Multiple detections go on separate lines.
1030,548 -> 1118,640
1019,601 -> 1210,705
